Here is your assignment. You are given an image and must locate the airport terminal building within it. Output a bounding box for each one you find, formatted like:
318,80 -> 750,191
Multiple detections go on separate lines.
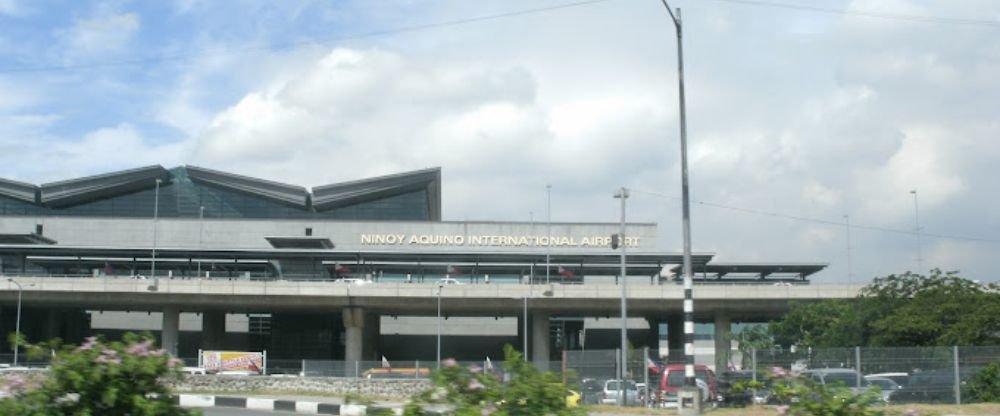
0,165 -> 833,370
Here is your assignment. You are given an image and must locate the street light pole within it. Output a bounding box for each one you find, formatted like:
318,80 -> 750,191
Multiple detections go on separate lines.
614,187 -> 629,406
910,190 -> 923,273
150,178 -> 162,291
436,284 -> 443,369
658,0 -> 697,388
7,278 -> 28,367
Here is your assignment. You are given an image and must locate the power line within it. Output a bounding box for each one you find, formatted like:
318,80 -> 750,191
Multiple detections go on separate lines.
629,188 -> 1000,245
707,0 -> 1000,28
0,0 -> 616,74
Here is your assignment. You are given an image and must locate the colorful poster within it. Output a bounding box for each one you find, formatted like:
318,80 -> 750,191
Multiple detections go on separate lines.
201,350 -> 264,374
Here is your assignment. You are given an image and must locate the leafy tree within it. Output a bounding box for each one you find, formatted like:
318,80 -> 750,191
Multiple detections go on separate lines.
404,345 -> 582,416
0,333 -> 199,416
769,269 -> 1000,348
728,324 -> 775,369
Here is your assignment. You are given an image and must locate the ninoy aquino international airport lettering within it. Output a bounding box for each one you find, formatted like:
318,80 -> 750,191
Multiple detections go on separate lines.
360,233 -> 641,248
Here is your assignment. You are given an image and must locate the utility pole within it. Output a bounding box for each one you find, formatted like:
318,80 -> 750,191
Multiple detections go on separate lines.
658,0 -> 697,390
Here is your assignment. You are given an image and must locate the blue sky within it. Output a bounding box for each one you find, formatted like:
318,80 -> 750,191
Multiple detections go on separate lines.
1,0 -> 999,283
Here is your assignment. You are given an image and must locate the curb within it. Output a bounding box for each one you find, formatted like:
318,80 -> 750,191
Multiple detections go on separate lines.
174,394 -> 403,415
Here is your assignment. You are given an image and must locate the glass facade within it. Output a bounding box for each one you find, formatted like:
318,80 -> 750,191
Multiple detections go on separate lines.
0,167 -> 432,221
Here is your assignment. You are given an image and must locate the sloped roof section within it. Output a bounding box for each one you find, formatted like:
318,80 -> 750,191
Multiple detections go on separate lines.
0,178 -> 38,203
185,165 -> 309,208
312,167 -> 441,220
40,165 -> 170,208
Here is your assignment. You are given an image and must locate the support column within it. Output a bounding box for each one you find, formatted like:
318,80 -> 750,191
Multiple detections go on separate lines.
342,307 -> 365,374
362,312 -> 380,361
43,309 -> 61,342
531,311 -> 551,370
667,315 -> 684,363
202,311 -> 226,350
161,307 -> 180,356
714,313 -> 731,374
645,317 -> 662,354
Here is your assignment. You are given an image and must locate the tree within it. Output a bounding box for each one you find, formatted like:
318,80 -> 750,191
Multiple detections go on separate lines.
0,333 -> 199,416
768,269 -> 1000,348
729,324 -> 774,367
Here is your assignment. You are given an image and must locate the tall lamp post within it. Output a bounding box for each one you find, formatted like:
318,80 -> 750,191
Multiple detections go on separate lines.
658,0 -> 697,389
613,187 -> 629,406
149,178 -> 162,291
436,283 -> 443,368
7,278 -> 32,367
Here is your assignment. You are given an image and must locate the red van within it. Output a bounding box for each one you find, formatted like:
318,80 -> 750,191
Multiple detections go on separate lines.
657,364 -> 719,405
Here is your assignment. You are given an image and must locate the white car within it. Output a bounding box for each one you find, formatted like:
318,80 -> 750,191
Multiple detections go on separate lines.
437,278 -> 464,285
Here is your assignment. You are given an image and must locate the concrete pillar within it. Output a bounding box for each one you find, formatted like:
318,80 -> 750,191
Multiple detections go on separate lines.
362,311 -> 380,361
667,315 -> 684,362
43,309 -> 61,342
645,317 -> 661,354
530,311 -> 550,370
714,313 -> 732,374
161,307 -> 180,356
201,311 -> 226,350
342,307 -> 365,373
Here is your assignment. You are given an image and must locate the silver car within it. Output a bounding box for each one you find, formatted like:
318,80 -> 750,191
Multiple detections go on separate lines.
601,379 -> 640,405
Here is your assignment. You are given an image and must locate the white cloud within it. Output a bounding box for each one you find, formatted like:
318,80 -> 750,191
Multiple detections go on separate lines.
57,10 -> 140,59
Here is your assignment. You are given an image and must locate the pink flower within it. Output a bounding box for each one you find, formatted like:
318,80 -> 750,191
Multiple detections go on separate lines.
905,409 -> 919,416
168,358 -> 182,368
771,366 -> 787,378
469,365 -> 483,373
127,340 -> 153,357
469,379 -> 484,390
443,358 -> 458,368
78,336 -> 98,351
776,405 -> 789,415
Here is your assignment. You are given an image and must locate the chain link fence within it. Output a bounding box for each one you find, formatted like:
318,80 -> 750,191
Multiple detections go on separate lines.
560,346 -> 1000,407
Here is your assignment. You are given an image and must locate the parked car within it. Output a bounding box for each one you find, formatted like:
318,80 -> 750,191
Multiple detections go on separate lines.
601,379 -> 640,405
799,368 -> 869,395
864,376 -> 901,403
437,277 -> 464,285
565,389 -> 581,408
657,364 -> 719,405
865,372 -> 909,388
579,378 -> 604,405
891,367 -> 980,404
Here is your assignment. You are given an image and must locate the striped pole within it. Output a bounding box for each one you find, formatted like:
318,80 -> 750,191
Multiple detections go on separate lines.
657,1 -> 697,387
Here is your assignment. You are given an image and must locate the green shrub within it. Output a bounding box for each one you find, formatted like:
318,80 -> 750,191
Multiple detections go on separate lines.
967,362 -> 1000,403
404,345 -> 582,416
0,333 -> 199,416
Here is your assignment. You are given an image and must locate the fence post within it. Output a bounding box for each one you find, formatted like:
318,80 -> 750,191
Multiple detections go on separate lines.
855,346 -> 861,389
751,348 -> 757,382
355,360 -> 360,379
954,346 -> 961,405
416,360 -> 421,379
643,347 -> 649,407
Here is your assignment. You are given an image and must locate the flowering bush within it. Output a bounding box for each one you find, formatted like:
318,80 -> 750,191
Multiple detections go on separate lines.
404,345 -> 582,416
763,367 -> 885,416
0,333 -> 198,415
